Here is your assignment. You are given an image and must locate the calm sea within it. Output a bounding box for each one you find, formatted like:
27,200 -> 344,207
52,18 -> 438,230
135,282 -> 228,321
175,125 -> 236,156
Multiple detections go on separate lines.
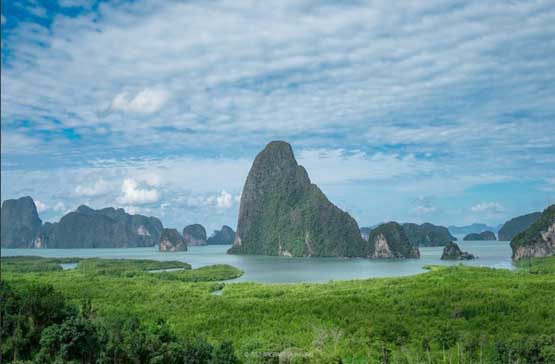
2,240 -> 514,283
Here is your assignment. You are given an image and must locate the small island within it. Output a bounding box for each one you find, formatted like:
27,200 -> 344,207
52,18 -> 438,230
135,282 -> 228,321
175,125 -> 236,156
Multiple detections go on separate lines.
367,222 -> 420,259
463,231 -> 496,241
159,228 -> 187,252
441,241 -> 476,260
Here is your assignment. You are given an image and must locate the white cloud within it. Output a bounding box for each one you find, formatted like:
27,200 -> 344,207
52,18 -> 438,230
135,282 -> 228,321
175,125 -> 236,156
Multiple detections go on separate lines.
110,88 -> 169,114
117,178 -> 159,204
53,202 -> 67,212
298,149 -> 435,184
35,200 -> 48,213
216,190 -> 233,208
74,179 -> 111,197
471,202 -> 505,214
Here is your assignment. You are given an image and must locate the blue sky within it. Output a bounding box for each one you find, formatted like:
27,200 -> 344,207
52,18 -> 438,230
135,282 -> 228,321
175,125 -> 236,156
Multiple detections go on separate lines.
1,0 -> 554,232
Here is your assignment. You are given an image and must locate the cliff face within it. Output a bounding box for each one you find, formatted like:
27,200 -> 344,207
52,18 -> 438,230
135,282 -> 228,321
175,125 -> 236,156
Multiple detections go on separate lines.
511,205 -> 555,261
402,223 -> 457,247
159,228 -> 187,252
499,212 -> 542,241
367,222 -> 420,259
441,242 -> 476,260
46,205 -> 163,248
228,141 -> 366,257
207,225 -> 235,245
463,231 -> 496,241
1,196 -> 43,248
183,224 -> 207,246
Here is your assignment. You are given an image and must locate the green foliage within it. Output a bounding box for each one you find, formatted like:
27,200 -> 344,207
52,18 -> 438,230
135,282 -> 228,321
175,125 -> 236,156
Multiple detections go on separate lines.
499,211 -> 543,241
511,204 -> 555,250
156,264 -> 243,282
2,257 -> 555,363
75,258 -> 191,275
0,256 -> 82,273
402,223 -> 456,247
230,141 -> 366,257
0,281 -> 238,364
516,256 -> 555,274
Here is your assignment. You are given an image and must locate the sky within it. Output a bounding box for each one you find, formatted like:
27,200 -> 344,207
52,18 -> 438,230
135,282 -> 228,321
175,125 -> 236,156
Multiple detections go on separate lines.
1,0 -> 554,233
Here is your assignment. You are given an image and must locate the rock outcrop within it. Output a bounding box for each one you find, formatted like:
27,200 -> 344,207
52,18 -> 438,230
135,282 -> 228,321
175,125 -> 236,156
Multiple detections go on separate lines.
440,242 -> 476,260
1,196 -> 43,248
228,141 -> 366,257
159,228 -> 187,252
498,212 -> 542,241
463,231 -> 496,241
45,205 -> 163,248
207,225 -> 235,245
367,222 -> 420,259
511,205 -> 555,261
183,224 -> 207,246
402,223 -> 457,247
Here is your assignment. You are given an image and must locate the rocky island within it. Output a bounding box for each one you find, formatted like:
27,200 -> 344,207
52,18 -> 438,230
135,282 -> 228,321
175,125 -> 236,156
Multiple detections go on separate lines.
463,231 -> 496,241
46,206 -> 163,248
1,196 -> 43,248
228,141 -> 366,257
159,228 -> 187,252
183,224 -> 207,246
510,205 -> 555,261
441,242 -> 476,260
402,222 -> 457,247
207,225 -> 235,245
367,222 -> 420,259
498,211 -> 542,241
1,197 -> 164,249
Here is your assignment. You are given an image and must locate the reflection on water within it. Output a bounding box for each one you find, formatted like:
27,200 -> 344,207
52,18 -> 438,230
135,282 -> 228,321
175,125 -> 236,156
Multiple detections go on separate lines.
3,240 -> 514,283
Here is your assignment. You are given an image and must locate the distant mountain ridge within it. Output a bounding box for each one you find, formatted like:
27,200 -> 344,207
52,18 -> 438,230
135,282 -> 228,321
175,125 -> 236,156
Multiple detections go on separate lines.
448,223 -> 498,235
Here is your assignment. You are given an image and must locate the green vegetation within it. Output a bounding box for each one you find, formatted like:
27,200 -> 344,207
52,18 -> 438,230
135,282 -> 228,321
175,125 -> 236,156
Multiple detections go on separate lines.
76,258 -> 191,275
2,256 -> 554,363
230,141 -> 366,257
511,204 -> 555,251
156,264 -> 243,282
0,280 -> 240,364
516,256 -> 555,274
368,222 -> 420,258
498,211 -> 542,241
402,223 -> 456,247
0,256 -> 83,273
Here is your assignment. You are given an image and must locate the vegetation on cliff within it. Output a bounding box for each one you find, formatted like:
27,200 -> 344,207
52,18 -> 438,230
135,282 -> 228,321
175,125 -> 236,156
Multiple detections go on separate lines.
462,231 -> 496,241
511,205 -> 555,260
498,211 -> 542,241
229,141 -> 365,257
367,222 -> 420,258
402,223 -> 457,247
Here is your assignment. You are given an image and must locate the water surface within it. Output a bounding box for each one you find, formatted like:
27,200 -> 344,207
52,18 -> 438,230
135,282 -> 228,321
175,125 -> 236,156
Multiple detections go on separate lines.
3,240 -> 513,283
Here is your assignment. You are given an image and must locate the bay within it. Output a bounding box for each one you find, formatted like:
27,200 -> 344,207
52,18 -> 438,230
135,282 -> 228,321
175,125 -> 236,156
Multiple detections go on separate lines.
2,240 -> 514,283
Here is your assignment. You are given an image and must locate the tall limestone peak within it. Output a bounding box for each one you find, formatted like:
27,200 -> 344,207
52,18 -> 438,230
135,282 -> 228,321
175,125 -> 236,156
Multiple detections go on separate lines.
1,196 -> 43,248
228,141 -> 366,257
